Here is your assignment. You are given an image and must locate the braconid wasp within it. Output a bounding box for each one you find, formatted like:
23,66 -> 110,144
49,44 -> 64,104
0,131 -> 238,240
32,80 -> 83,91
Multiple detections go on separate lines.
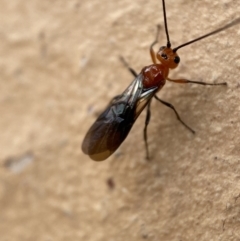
82,0 -> 240,161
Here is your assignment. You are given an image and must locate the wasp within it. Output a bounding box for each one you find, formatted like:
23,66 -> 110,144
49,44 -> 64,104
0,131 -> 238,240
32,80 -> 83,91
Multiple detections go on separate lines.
82,0 -> 240,161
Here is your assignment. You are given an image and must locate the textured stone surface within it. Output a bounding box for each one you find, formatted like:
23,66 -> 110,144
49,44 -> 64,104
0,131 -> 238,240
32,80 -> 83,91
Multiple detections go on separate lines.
0,0 -> 240,240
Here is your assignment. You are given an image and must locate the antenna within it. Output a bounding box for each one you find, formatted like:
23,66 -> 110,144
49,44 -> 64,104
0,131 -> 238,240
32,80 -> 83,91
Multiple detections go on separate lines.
173,17 -> 240,52
162,0 -> 171,48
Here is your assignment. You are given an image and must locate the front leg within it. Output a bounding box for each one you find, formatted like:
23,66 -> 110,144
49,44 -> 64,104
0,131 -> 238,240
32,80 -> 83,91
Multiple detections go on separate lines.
150,25 -> 161,64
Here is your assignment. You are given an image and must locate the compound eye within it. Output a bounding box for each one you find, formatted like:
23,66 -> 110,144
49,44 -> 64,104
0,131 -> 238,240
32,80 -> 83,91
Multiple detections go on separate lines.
174,56 -> 180,64
161,53 -> 168,59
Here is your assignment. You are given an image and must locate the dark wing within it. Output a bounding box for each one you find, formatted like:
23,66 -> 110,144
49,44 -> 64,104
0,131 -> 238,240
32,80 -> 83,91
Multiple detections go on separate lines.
82,74 -> 158,161
82,101 -> 135,161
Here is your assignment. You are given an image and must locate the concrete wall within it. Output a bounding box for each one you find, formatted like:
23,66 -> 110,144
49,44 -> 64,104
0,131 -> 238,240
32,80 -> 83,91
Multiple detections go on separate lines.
0,0 -> 240,240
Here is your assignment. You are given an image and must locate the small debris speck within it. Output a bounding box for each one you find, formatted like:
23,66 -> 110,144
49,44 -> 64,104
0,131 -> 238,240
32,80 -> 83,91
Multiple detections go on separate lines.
4,152 -> 35,174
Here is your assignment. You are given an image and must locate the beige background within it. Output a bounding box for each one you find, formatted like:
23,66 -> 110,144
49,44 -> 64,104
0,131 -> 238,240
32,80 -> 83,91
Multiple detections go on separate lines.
0,0 -> 240,240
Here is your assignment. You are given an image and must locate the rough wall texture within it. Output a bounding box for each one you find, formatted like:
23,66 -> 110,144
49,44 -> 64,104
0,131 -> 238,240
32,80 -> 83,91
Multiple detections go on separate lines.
0,0 -> 240,240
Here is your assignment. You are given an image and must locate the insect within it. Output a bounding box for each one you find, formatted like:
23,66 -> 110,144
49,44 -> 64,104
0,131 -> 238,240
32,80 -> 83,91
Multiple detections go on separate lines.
82,0 -> 240,161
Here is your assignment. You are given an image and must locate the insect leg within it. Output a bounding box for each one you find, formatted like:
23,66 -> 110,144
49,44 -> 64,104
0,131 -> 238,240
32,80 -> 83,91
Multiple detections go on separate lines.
144,100 -> 152,160
119,56 -> 138,77
154,95 -> 195,134
150,25 -> 161,64
167,77 -> 227,86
